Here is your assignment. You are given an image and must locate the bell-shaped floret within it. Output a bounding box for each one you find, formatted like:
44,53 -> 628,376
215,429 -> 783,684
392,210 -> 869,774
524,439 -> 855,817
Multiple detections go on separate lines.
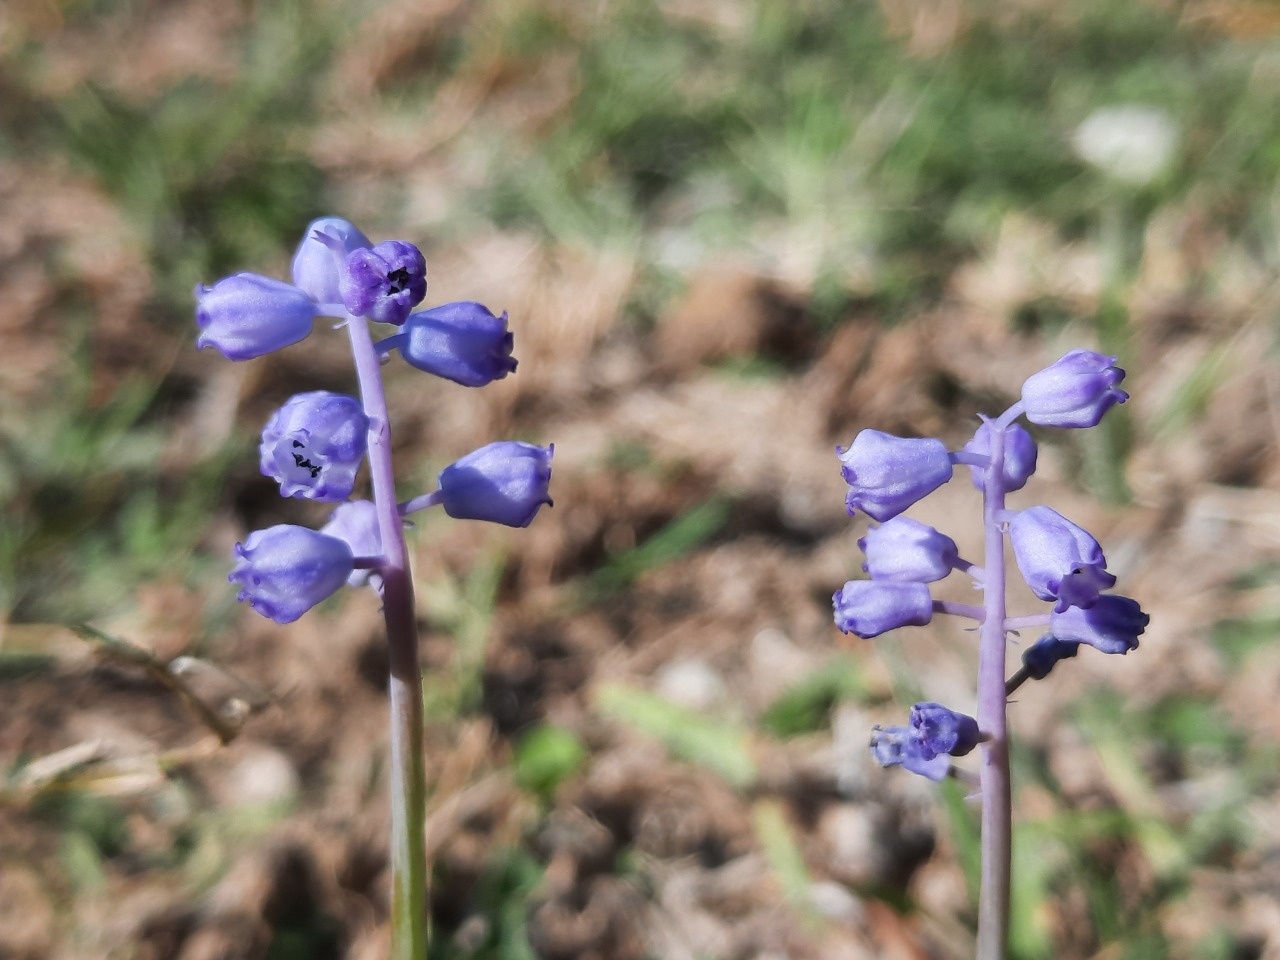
195,274 -> 317,360
320,499 -> 382,587
291,217 -> 371,307
438,441 -> 554,527
1020,634 -> 1081,680
1009,506 -> 1116,612
962,421 -> 1037,493
910,702 -> 981,758
1048,595 -> 1148,654
837,430 -> 953,522
859,516 -> 958,583
229,525 -> 353,624
259,392 -> 369,502
832,580 -> 933,639
340,241 -> 427,325
869,725 -> 951,781
1021,349 -> 1128,428
382,301 -> 517,387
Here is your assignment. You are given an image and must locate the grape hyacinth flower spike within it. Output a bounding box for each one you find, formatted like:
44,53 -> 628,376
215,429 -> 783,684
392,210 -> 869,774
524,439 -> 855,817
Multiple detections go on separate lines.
194,217 -> 552,960
831,349 -> 1146,960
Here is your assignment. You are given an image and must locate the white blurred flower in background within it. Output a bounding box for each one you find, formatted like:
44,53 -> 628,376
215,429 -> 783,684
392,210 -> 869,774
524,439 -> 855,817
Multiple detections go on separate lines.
1073,104 -> 1179,186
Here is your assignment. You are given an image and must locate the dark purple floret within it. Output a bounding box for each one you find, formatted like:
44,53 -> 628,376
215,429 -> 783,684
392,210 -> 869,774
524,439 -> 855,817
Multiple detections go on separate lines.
340,240 -> 427,325
1020,634 -> 1081,680
910,702 -> 981,758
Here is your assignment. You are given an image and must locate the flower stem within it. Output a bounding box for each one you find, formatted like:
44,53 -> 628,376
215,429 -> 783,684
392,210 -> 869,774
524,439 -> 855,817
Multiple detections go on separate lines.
347,314 -> 427,960
976,424 -> 1011,960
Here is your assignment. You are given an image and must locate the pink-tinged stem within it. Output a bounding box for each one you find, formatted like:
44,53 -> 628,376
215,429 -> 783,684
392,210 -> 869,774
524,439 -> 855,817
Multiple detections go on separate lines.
347,313 -> 427,960
976,422 -> 1011,960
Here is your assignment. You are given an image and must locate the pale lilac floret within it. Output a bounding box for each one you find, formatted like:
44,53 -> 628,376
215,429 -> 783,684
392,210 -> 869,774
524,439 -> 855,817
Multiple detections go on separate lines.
860,516 -> 958,583
321,499 -> 382,587
869,725 -> 952,781
229,525 -> 354,624
291,217 -> 371,306
195,273 -> 317,360
963,421 -> 1037,493
1008,506 -> 1116,612
1048,595 -> 1149,654
259,392 -> 369,502
438,442 -> 554,528
910,702 -> 981,758
837,430 -> 953,522
340,241 -> 427,325
832,580 -> 933,639
1021,349 -> 1128,428
380,301 -> 517,387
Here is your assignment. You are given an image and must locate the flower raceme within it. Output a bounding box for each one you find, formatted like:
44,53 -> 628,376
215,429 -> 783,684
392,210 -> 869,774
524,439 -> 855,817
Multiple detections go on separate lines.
832,349 -> 1144,785
197,217 -> 554,624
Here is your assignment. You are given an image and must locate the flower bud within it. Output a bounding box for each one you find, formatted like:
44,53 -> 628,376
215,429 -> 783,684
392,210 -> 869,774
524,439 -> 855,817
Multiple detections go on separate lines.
1020,634 -> 1080,680
340,240 -> 427,325
259,391 -> 369,502
228,525 -> 353,623
832,580 -> 932,639
1021,349 -> 1128,428
859,516 -> 958,583
1048,595 -> 1148,655
1008,506 -> 1116,612
910,702 -> 980,758
837,430 -> 953,522
962,421 -> 1037,493
438,441 -> 554,527
869,725 -> 951,781
291,217 -> 371,306
321,499 -> 382,587
387,301 -> 517,387
195,273 -> 317,360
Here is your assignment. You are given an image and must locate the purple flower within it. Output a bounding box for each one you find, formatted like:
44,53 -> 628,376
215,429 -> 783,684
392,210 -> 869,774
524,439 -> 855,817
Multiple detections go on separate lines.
259,392 -> 369,502
832,580 -> 933,639
382,301 -> 517,387
438,441 -> 554,527
1008,506 -> 1116,612
837,430 -> 953,521
321,499 -> 382,587
859,516 -> 958,583
228,525 -> 354,623
962,421 -> 1037,493
195,273 -> 317,360
340,241 -> 427,325
1048,595 -> 1148,654
869,726 -> 952,781
1021,349 -> 1128,428
291,217 -> 371,306
1020,634 -> 1080,680
910,702 -> 981,758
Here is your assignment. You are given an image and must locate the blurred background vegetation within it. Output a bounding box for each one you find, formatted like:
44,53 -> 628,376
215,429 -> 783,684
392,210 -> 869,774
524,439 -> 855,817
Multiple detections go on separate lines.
2,1 -> 1279,958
